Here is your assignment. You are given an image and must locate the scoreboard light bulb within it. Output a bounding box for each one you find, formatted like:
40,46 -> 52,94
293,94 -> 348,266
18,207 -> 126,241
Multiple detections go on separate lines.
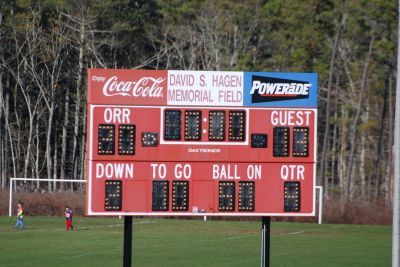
229,111 -> 245,141
141,132 -> 159,147
293,127 -> 309,157
185,110 -> 202,141
273,127 -> 290,157
284,181 -> 301,212
209,111 -> 226,141
164,110 -> 182,141
98,124 -> 115,155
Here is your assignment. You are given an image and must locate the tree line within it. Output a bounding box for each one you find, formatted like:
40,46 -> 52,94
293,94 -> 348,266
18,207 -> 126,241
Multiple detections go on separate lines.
0,0 -> 397,204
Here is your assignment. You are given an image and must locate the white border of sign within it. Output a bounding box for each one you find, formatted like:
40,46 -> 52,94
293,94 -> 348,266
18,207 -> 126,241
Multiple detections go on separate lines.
159,107 -> 250,145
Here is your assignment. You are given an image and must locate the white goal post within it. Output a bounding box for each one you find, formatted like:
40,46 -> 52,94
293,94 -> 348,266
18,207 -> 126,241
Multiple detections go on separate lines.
8,178 -> 86,217
316,186 -> 323,225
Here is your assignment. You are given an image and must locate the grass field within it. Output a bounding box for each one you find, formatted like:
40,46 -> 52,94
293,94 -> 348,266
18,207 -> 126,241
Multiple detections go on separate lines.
0,216 -> 391,267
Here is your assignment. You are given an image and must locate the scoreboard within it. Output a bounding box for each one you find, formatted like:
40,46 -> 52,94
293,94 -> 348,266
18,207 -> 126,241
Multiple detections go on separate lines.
86,69 -> 318,216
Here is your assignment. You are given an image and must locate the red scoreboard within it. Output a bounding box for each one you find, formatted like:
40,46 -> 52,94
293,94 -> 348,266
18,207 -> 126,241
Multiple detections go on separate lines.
86,69 -> 318,217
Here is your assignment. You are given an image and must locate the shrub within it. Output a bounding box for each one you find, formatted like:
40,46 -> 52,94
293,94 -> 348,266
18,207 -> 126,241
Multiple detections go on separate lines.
0,190 -> 392,225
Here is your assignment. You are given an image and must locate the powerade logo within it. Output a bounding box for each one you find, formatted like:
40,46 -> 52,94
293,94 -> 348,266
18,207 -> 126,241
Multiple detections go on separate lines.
250,75 -> 311,103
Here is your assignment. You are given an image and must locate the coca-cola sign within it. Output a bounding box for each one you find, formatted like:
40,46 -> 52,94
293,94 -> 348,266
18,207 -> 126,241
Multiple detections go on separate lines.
88,69 -> 171,105
102,76 -> 165,98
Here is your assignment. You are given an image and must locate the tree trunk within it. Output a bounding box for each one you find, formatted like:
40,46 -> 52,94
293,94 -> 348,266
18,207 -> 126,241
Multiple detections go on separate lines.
72,20 -> 85,187
0,10 -> 3,188
319,0 -> 345,189
386,76 -> 394,204
330,76 -> 340,197
0,72 -> 3,188
35,117 -> 40,188
46,101 -> 54,192
4,87 -> 16,180
374,84 -> 388,200
331,107 -> 338,194
13,87 -> 21,177
23,114 -> 34,178
339,105 -> 349,200
60,85 -> 70,191
360,108 -> 368,201
53,118 -> 59,191
79,103 -> 87,189
346,35 -> 374,200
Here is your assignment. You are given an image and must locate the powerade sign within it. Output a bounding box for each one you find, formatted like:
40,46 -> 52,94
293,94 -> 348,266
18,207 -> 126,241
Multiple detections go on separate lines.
250,76 -> 310,102
244,72 -> 317,107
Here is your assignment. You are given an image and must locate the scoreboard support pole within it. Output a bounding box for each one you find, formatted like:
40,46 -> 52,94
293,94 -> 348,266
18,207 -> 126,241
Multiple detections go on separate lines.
123,216 -> 133,267
261,217 -> 271,267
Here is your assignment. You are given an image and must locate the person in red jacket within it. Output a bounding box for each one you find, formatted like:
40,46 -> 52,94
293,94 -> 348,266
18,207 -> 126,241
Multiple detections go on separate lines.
64,206 -> 73,231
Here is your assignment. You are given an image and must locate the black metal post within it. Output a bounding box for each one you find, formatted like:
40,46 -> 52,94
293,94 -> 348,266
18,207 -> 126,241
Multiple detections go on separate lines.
123,216 -> 133,267
261,216 -> 271,267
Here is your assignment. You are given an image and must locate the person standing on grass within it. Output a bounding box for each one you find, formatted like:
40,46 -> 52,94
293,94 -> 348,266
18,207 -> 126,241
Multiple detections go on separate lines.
64,206 -> 73,231
15,202 -> 25,230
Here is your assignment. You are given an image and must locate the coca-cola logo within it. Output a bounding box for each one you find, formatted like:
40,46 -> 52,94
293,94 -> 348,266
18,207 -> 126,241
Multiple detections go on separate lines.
102,76 -> 165,97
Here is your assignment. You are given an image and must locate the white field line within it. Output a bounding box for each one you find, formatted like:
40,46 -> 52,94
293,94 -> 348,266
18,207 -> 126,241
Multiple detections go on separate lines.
226,225 -> 347,240
69,248 -> 122,259
226,234 -> 254,240
286,231 -> 305,235
280,225 -> 346,236
0,220 -> 157,235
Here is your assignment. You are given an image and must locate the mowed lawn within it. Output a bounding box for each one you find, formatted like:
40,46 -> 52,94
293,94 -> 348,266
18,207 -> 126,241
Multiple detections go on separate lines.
0,216 -> 391,267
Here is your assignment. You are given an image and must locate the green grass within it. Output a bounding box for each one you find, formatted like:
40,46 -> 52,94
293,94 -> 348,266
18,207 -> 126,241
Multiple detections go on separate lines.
0,216 -> 391,267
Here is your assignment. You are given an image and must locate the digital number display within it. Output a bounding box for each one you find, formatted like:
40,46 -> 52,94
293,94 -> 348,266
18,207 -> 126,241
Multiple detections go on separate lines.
185,111 -> 202,141
219,182 -> 235,211
238,181 -> 255,211
98,124 -> 115,155
229,111 -> 245,141
152,181 -> 169,211
172,181 -> 189,211
273,127 -> 289,157
105,180 -> 122,211
284,181 -> 300,212
164,110 -> 181,140
293,127 -> 309,157
118,125 -> 135,155
209,111 -> 226,141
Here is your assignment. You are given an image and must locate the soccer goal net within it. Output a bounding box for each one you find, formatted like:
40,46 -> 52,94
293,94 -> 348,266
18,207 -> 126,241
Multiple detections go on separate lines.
8,178 -> 86,217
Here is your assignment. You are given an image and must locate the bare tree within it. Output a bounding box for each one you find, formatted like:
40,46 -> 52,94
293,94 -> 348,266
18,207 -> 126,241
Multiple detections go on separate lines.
319,0 -> 345,198
346,34 -> 374,200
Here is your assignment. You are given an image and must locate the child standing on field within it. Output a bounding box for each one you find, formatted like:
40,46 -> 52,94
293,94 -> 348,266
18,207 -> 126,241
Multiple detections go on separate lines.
64,206 -> 73,231
15,202 -> 25,230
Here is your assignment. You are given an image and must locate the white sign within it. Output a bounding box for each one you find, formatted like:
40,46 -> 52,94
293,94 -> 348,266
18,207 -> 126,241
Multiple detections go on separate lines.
167,70 -> 243,106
